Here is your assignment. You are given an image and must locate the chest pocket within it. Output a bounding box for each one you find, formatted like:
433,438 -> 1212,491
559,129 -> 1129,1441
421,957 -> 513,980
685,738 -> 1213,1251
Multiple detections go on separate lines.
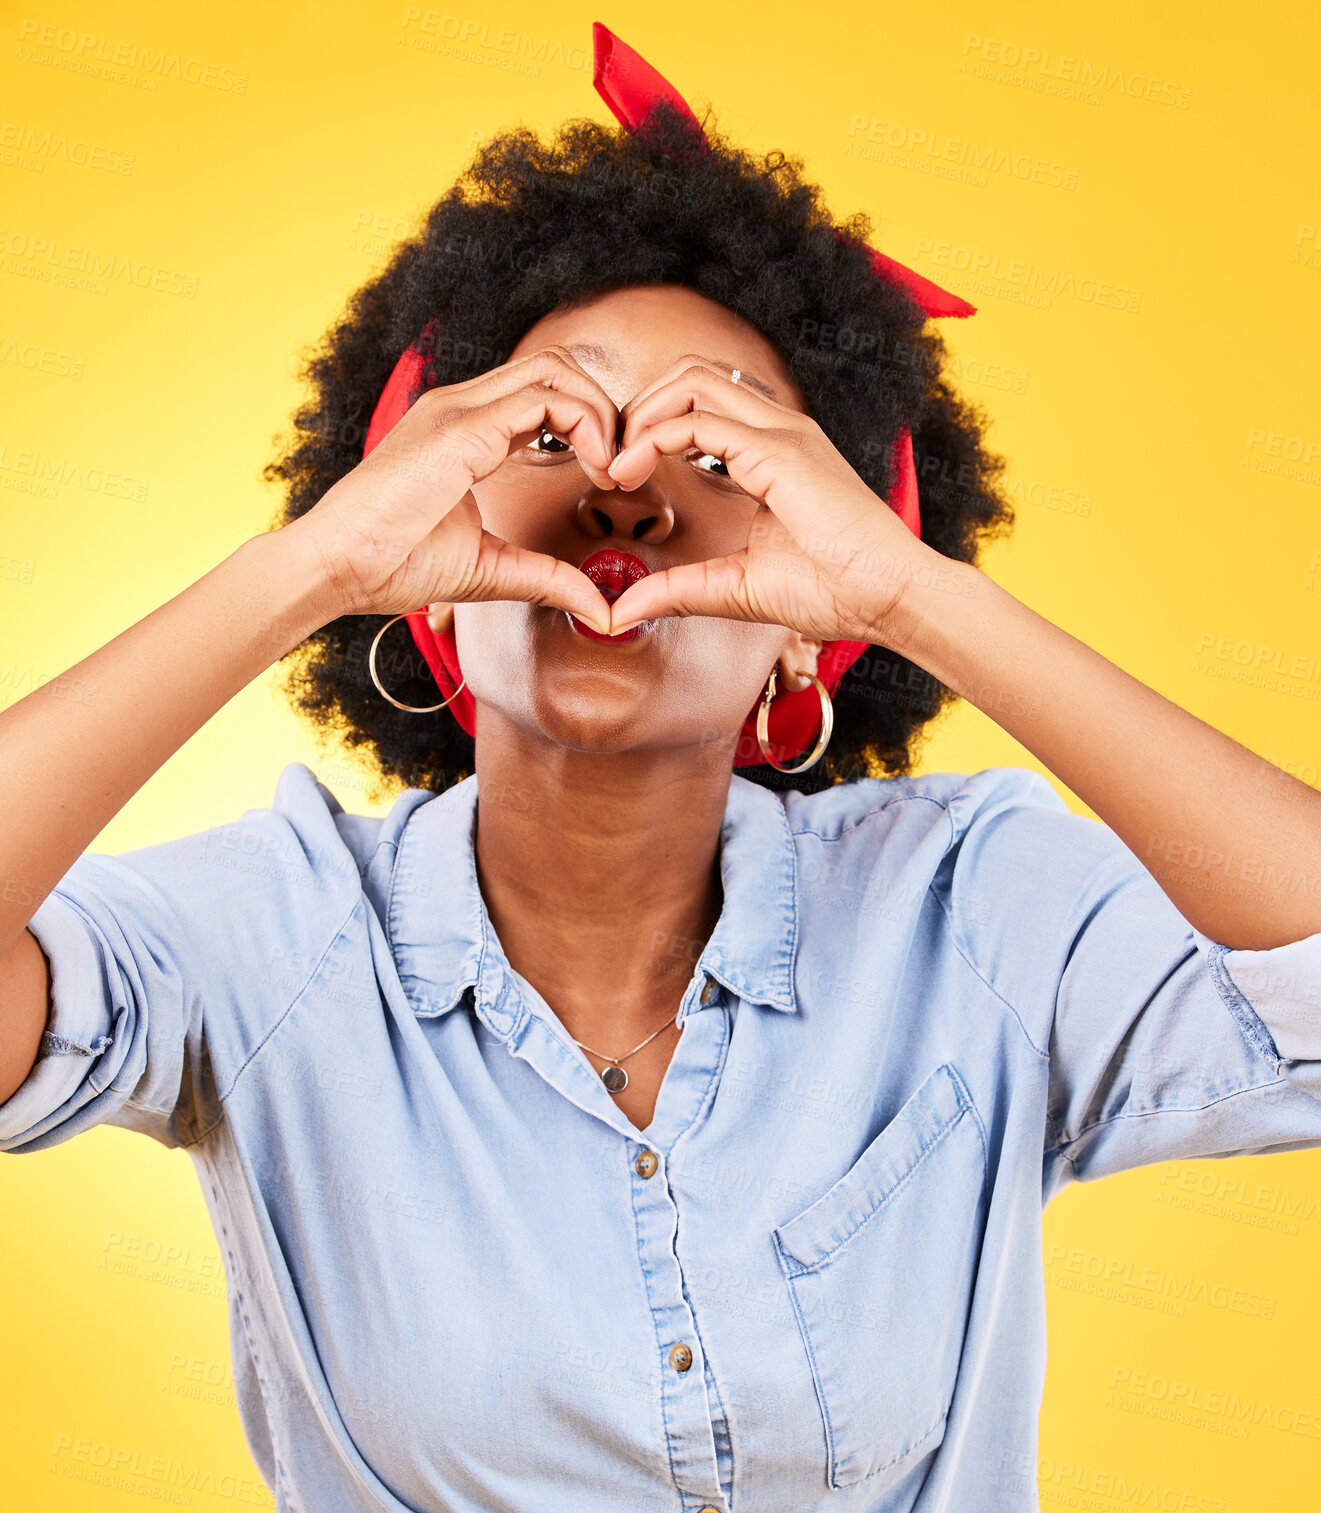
770,1061 -> 988,1490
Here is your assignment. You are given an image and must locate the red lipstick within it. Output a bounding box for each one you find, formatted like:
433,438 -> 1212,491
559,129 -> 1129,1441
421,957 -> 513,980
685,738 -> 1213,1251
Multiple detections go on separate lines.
568,548 -> 655,643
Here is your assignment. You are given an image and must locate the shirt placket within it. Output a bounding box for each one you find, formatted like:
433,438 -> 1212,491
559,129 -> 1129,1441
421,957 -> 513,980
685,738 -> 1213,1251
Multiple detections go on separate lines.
630,1131 -> 730,1512
490,960 -> 734,1513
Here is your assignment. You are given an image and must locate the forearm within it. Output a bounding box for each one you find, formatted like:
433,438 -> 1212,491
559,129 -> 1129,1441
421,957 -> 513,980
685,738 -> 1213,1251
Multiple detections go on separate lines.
889,556 -> 1321,951
0,522 -> 335,958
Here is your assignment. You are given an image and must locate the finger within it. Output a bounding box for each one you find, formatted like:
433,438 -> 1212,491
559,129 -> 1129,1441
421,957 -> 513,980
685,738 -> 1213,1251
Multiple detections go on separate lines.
619,358 -> 793,450
452,346 -> 620,476
607,410 -> 792,508
617,353 -> 734,419
402,499 -> 612,633
387,386 -> 620,520
608,410 -> 868,557
607,552 -> 760,634
486,385 -> 620,490
471,535 -> 614,635
619,353 -> 790,424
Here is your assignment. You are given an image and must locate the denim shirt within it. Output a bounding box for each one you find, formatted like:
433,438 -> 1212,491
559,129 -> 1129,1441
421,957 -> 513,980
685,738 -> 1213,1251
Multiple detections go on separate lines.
4,760 -> 1321,1513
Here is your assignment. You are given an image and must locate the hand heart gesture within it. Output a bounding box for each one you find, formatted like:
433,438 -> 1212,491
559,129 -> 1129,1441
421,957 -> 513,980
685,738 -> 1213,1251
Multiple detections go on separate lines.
602,356 -> 934,645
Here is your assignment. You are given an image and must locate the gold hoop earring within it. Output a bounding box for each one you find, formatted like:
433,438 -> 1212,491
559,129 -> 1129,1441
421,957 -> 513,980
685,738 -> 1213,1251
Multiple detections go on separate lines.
755,665 -> 833,773
369,612 -> 467,714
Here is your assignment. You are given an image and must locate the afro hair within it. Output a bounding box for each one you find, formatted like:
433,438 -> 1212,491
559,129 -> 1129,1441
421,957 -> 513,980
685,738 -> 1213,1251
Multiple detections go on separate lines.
262,99 -> 1014,802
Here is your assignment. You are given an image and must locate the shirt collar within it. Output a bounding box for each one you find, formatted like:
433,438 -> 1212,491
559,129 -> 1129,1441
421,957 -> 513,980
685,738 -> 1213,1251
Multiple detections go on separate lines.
386,772 -> 799,1037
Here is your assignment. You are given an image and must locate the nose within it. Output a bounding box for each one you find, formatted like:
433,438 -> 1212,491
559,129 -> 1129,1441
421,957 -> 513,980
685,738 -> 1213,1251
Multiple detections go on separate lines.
574,474 -> 676,545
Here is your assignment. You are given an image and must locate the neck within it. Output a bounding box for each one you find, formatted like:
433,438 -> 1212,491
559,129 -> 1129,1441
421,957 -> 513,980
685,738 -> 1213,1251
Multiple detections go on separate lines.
471,725 -> 729,1052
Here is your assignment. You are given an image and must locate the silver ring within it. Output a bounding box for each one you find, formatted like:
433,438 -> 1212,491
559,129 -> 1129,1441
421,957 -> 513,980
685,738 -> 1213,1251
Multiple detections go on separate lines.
730,368 -> 741,386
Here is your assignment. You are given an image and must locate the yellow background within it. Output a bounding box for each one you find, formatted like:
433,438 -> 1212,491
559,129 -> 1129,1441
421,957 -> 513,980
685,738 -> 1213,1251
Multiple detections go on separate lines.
2,1 -> 1319,1508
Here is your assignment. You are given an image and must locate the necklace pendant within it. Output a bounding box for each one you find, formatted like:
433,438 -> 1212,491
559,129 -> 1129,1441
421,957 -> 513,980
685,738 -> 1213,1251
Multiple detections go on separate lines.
601,1065 -> 628,1093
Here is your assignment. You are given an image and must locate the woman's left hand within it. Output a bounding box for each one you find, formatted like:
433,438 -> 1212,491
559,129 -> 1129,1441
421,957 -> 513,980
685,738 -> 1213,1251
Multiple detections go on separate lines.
603,356 -> 935,644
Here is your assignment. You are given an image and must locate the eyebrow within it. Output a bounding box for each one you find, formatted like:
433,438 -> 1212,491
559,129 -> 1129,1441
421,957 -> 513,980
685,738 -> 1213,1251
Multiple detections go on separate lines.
565,342 -> 782,402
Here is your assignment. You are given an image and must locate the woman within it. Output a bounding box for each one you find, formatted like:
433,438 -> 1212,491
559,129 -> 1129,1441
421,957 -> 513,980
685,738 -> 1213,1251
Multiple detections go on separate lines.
2,24 -> 1319,1513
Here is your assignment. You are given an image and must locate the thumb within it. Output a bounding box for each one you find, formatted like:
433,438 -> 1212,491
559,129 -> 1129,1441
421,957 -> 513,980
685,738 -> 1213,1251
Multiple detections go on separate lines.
476,533 -> 614,634
607,552 -> 753,634
409,500 -> 613,634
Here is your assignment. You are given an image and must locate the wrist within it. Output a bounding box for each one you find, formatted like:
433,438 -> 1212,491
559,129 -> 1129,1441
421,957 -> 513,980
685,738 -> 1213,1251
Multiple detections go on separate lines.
240,524 -> 343,653
864,550 -> 984,665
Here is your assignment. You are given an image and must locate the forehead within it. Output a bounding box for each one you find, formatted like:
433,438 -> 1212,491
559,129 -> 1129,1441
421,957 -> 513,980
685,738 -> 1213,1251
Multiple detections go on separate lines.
562,340 -> 781,403
510,284 -> 802,408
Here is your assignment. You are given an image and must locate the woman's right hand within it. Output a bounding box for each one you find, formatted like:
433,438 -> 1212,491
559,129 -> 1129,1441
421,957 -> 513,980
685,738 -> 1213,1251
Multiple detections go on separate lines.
291,347 -> 621,632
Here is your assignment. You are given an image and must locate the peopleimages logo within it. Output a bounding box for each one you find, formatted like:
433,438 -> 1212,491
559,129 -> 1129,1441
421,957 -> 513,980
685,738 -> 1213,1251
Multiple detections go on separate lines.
49,1434 -> 272,1506
0,226 -> 198,298
1045,1242 -> 1277,1319
1109,1366 -> 1321,1439
959,33 -> 1193,108
844,116 -> 1079,191
910,238 -> 1143,312
0,120 -> 135,174
15,18 -> 249,93
0,336 -> 84,379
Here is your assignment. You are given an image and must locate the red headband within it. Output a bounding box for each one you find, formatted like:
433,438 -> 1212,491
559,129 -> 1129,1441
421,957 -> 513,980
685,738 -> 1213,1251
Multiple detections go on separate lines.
362,21 -> 975,767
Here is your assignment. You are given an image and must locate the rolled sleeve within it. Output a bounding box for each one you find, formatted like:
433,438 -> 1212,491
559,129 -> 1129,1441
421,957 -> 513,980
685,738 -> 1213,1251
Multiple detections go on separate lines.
1043,866 -> 1321,1196
0,762 -> 366,1155
0,887 -> 121,1147
1190,924 -> 1321,1089
0,853 -> 203,1154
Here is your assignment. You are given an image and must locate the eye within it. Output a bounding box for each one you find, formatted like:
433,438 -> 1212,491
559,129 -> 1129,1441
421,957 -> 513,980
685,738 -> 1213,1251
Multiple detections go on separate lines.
687,450 -> 730,477
526,428 -> 574,455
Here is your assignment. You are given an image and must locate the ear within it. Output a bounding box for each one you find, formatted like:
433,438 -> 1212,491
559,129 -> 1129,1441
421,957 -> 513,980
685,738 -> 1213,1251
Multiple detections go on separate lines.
426,602 -> 455,635
775,630 -> 824,693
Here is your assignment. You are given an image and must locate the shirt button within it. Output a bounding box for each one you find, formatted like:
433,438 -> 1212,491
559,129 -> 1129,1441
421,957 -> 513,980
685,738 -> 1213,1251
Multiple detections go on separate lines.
669,1342 -> 693,1372
700,976 -> 718,1005
634,1149 -> 658,1179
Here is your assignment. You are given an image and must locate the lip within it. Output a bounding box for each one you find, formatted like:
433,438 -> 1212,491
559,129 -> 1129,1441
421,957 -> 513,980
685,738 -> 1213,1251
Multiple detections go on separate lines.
567,548 -> 656,643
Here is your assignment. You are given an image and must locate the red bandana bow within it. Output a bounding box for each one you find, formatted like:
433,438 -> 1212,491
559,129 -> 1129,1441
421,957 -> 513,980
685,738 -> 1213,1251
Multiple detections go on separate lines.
362,21 -> 975,767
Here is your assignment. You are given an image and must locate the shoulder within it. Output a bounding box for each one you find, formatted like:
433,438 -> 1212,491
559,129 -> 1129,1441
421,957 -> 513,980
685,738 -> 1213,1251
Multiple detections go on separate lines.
783,763 -> 1126,964
779,766 -> 1141,1050
182,761 -> 439,879
53,762 -> 443,962
778,764 -> 1075,844
918,767 -> 1141,1033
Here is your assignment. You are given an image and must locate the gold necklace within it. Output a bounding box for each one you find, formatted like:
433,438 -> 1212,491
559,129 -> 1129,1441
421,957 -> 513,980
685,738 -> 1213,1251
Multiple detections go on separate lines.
570,1010 -> 682,1094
